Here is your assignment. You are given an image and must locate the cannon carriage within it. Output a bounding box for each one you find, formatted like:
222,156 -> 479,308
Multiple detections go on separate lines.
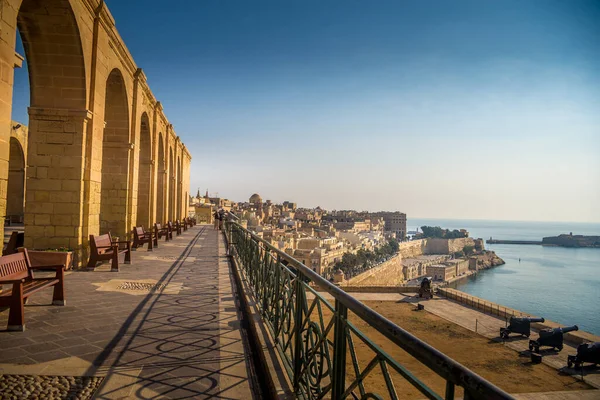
529,325 -> 578,353
500,317 -> 545,339
567,342 -> 600,369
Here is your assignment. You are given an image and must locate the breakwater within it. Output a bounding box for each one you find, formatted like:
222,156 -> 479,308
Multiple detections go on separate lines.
486,239 -> 542,245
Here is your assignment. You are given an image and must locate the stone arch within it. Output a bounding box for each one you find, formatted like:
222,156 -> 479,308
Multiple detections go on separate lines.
168,147 -> 174,221
136,112 -> 152,228
18,0 -> 87,110
7,137 -> 26,222
15,0 -> 89,251
100,68 -> 130,236
156,133 -> 165,223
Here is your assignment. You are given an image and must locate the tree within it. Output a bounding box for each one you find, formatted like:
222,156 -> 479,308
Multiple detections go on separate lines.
463,245 -> 474,256
388,239 -> 399,253
421,226 -> 467,239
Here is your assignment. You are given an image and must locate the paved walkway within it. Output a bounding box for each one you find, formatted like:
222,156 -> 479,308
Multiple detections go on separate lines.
0,225 -> 258,399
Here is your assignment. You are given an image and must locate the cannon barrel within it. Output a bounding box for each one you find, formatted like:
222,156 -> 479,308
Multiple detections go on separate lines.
526,317 -> 545,323
561,325 -> 579,334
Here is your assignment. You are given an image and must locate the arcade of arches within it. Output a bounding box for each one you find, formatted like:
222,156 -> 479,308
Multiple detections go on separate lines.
0,0 -> 192,265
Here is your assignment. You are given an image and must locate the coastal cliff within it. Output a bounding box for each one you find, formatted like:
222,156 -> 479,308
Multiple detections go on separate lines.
471,250 -> 505,270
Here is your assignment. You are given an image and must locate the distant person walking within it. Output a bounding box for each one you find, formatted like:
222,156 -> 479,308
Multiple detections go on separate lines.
218,209 -> 225,230
213,210 -> 219,230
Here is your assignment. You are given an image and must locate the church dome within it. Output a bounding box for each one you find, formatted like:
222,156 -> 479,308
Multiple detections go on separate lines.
249,193 -> 262,204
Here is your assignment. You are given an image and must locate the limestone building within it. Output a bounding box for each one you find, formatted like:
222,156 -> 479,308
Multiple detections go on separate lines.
373,211 -> 407,239
0,0 -> 192,265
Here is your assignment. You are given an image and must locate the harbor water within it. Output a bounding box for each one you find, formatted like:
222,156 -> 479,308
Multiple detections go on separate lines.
408,218 -> 600,335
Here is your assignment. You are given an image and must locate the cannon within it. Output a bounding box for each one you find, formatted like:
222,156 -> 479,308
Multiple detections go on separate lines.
529,325 -> 578,353
567,342 -> 600,369
500,317 -> 545,339
418,277 -> 433,299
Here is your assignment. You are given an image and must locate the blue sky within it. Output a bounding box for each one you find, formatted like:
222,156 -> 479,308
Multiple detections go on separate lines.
12,0 -> 600,222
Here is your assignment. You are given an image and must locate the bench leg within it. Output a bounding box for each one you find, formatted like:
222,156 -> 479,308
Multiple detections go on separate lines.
148,238 -> 153,251
52,268 -> 66,306
86,255 -> 97,271
154,235 -> 159,247
124,247 -> 131,264
111,252 -> 119,272
7,282 -> 25,331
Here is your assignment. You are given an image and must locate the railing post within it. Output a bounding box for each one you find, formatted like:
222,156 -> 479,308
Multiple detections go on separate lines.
293,272 -> 306,394
445,380 -> 455,400
331,299 -> 348,399
225,221 -> 232,256
273,254 -> 282,339
261,250 -> 269,312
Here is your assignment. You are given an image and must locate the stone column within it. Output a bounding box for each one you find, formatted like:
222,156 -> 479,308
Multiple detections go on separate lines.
163,168 -> 169,223
25,107 -> 92,265
0,44 -> 23,245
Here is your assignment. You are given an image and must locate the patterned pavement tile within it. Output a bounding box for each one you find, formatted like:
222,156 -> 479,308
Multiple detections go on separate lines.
0,226 -> 256,399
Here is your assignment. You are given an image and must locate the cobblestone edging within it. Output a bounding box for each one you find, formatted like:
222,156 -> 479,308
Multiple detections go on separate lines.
0,374 -> 103,400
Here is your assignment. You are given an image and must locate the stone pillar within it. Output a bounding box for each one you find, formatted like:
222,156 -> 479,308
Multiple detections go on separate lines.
163,168 -> 169,222
0,44 -> 23,245
25,107 -> 92,265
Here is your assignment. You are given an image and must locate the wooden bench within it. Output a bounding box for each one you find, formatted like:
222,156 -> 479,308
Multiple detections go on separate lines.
132,226 -> 154,251
174,220 -> 182,235
2,231 -> 24,256
154,223 -> 171,245
167,221 -> 179,236
87,233 -> 131,272
0,248 -> 66,331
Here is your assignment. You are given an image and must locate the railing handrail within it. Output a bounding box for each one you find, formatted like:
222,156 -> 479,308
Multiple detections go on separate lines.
227,215 -> 513,399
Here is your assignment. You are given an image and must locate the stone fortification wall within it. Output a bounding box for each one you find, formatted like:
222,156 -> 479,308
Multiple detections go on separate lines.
425,238 -> 475,255
400,238 -> 476,258
345,238 -> 480,287
399,240 -> 426,258
424,238 -> 449,254
344,253 -> 403,286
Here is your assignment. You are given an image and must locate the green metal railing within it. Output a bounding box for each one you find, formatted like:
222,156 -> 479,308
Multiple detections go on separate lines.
225,217 -> 513,400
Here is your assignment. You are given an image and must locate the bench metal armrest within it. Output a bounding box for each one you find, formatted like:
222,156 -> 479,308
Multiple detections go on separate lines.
29,264 -> 65,270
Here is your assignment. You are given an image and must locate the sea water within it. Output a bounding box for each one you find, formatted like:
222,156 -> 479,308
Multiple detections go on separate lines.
408,218 -> 600,335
